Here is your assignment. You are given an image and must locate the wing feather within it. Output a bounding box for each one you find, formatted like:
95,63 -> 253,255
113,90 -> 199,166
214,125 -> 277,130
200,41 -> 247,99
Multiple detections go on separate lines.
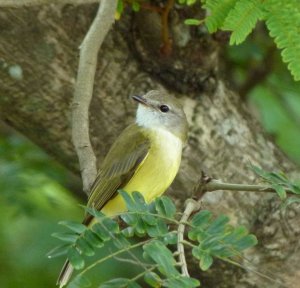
83,124 -> 150,225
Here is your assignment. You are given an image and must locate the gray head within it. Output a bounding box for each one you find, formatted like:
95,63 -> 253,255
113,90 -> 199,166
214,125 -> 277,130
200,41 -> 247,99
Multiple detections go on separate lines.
132,90 -> 188,142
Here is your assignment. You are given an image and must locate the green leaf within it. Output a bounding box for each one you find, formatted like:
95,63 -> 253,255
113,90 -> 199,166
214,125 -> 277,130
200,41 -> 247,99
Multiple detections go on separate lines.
112,234 -> 131,249
52,232 -> 78,243
142,213 -> 157,226
187,0 -> 197,5
47,244 -> 70,258
146,220 -> 168,238
135,218 -> 147,235
190,210 -> 258,271
132,192 -> 147,210
209,244 -> 234,258
127,283 -> 142,288
234,234 -> 258,251
191,210 -> 212,227
291,184 -> 300,195
250,165 -> 269,179
206,215 -> 229,235
155,196 -> 176,218
143,240 -> 179,277
199,253 -> 213,271
68,246 -> 85,270
122,226 -> 135,238
281,196 -> 300,210
92,223 -> 111,241
192,246 -> 202,259
102,218 -> 119,234
120,212 -> 138,226
116,0 -> 124,15
68,274 -> 91,288
132,1 -> 140,12
251,165 -> 299,197
164,276 -> 200,288
76,237 -> 95,256
119,190 -> 136,211
222,226 -> 247,244
163,232 -> 178,245
85,207 -> 105,219
269,171 -> 289,183
265,0 -> 300,80
101,278 -> 141,288
200,234 -> 225,250
204,0 -> 238,33
184,19 -> 203,25
144,272 -> 162,287
222,0 -> 264,44
83,229 -> 104,248
272,184 -> 287,200
58,221 -> 86,234
188,210 -> 213,241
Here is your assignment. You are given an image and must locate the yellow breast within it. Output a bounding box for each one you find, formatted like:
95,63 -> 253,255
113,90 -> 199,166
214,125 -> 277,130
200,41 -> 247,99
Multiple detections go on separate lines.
101,128 -> 183,216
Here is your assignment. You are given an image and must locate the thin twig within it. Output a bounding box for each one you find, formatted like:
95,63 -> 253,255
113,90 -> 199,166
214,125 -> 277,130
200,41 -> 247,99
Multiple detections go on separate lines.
204,179 -> 295,195
77,239 -> 151,278
130,266 -> 157,282
177,199 -> 201,277
222,257 -> 289,288
72,0 -> 117,194
161,0 -> 174,55
0,0 -> 97,6
113,255 -> 153,268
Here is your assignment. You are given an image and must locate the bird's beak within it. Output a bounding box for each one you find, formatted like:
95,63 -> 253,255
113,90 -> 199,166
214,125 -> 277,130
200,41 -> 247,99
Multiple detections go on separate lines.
132,95 -> 148,106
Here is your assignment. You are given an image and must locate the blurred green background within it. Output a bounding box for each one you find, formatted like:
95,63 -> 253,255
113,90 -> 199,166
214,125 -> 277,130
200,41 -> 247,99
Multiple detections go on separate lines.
1,25 -> 300,288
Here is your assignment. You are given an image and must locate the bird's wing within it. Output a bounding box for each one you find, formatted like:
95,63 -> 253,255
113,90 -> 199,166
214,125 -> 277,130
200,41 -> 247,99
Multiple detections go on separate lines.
83,124 -> 150,224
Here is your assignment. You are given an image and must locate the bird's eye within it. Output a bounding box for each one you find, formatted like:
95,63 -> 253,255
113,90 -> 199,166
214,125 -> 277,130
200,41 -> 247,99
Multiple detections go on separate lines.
159,105 -> 169,113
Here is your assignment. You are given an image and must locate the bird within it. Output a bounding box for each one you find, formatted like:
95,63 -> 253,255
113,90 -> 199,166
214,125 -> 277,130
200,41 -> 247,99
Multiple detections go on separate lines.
57,90 -> 188,287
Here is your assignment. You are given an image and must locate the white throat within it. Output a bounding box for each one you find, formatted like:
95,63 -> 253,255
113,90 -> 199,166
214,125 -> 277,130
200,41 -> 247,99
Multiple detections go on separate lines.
135,104 -> 183,147
135,104 -> 162,129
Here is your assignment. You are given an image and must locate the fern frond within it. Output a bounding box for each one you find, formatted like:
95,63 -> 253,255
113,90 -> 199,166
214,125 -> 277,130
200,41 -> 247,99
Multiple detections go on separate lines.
264,0 -> 300,81
222,0 -> 264,45
203,0 -> 238,33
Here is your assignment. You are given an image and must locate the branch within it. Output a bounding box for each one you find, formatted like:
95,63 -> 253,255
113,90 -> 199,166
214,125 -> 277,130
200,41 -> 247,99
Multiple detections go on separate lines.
160,0 -> 174,55
177,199 -> 201,277
72,0 -> 117,194
0,0 -> 97,6
204,179 -> 295,195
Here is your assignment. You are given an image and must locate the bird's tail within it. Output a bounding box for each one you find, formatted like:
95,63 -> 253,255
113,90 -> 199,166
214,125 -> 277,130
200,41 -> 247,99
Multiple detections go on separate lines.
56,259 -> 74,288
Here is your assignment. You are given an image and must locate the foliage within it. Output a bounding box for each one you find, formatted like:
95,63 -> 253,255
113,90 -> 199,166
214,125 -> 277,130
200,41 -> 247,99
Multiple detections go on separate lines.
116,0 -> 140,19
180,0 -> 300,81
0,130 -> 83,288
251,165 -> 300,207
0,132 -> 73,216
115,0 -> 300,80
225,33 -> 300,165
50,192 -> 257,287
264,0 -> 300,81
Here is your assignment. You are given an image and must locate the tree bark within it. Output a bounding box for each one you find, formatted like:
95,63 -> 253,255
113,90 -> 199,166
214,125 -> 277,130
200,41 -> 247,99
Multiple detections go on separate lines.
0,4 -> 299,288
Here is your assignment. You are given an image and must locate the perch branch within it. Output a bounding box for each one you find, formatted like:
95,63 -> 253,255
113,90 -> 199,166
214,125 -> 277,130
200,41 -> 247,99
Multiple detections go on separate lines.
204,179 -> 295,195
0,0 -> 97,6
177,199 -> 201,277
72,0 -> 117,194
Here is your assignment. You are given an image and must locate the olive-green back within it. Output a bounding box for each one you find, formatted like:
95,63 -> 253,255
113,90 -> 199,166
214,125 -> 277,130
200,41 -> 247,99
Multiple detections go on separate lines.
83,124 -> 150,225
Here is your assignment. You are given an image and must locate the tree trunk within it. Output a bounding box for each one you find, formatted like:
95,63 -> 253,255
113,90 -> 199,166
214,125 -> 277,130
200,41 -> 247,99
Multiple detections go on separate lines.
0,4 -> 299,287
